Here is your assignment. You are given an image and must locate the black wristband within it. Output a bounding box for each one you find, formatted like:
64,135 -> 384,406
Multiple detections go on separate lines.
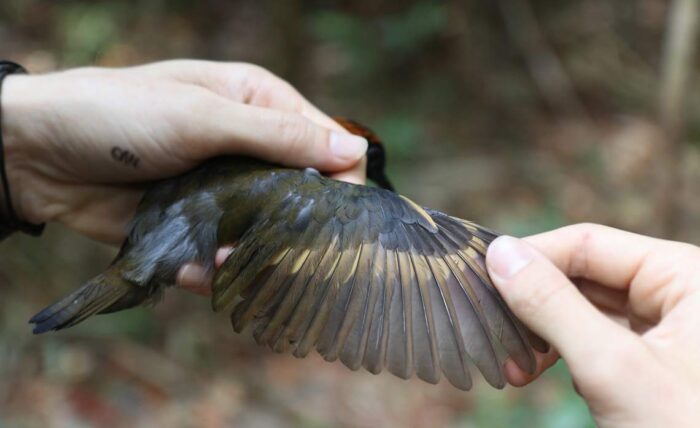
0,60 -> 45,240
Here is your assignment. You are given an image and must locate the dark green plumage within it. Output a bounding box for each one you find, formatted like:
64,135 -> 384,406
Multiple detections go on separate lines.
29,123 -> 547,391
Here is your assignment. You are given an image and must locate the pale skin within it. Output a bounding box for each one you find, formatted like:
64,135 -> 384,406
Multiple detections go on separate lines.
2,60 -> 368,241
487,224 -> 700,427
3,61 -> 697,426
2,60 -> 367,288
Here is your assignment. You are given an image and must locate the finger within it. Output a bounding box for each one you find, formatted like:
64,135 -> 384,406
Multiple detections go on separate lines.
522,223 -> 660,290
524,223 -> 700,324
176,246 -> 234,296
329,156 -> 367,185
216,246 -> 235,269
575,281 -> 634,329
576,279 -> 629,314
486,236 -> 637,371
225,73 -> 368,183
176,263 -> 212,296
645,292 -> 700,352
146,61 -> 367,183
154,60 -> 348,132
504,349 -> 560,387
188,100 -> 368,174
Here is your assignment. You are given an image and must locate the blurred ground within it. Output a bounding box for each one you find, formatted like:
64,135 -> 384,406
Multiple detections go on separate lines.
1,1 -> 699,427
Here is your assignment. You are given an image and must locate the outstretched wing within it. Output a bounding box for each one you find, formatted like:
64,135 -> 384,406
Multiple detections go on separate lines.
211,171 -> 547,390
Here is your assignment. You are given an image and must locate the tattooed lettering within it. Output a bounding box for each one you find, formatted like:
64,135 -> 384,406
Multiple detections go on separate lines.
111,147 -> 140,168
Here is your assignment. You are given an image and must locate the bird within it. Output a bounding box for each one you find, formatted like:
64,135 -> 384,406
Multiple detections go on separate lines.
29,118 -> 547,391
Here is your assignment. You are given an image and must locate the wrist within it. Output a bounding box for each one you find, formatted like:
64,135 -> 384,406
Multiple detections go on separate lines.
2,73 -> 47,226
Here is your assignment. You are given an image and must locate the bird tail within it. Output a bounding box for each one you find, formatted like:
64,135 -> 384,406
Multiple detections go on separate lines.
29,271 -> 137,334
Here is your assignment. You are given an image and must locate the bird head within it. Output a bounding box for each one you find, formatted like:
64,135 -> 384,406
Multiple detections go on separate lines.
334,117 -> 395,191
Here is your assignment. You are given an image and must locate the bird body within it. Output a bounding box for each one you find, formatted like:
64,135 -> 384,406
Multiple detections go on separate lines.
30,125 -> 546,391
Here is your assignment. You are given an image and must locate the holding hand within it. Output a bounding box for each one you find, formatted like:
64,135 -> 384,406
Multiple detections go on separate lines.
487,223 -> 700,427
1,60 -> 367,243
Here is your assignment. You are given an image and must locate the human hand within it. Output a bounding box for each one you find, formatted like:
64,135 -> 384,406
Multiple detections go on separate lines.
486,223 -> 700,427
1,60 -> 367,244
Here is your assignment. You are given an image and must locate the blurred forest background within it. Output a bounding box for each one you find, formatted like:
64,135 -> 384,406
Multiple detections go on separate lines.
1,0 -> 698,427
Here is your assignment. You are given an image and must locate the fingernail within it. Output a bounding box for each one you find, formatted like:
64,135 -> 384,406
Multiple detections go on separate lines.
177,264 -> 209,288
487,236 -> 535,282
330,132 -> 368,161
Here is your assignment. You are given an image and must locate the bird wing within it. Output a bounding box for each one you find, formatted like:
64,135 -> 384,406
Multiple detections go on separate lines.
211,172 -> 547,390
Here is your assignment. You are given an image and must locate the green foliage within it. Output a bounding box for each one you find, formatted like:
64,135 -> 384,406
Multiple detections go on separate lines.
501,201 -> 568,237
69,308 -> 158,341
380,1 -> 447,58
60,3 -> 124,65
309,10 -> 382,81
460,362 -> 593,428
375,113 -> 425,158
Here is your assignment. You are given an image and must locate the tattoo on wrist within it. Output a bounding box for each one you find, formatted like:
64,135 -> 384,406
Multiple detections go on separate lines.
111,146 -> 140,168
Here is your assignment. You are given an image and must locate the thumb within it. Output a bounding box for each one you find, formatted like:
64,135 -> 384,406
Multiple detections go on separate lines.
198,103 -> 368,175
486,236 -> 632,370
